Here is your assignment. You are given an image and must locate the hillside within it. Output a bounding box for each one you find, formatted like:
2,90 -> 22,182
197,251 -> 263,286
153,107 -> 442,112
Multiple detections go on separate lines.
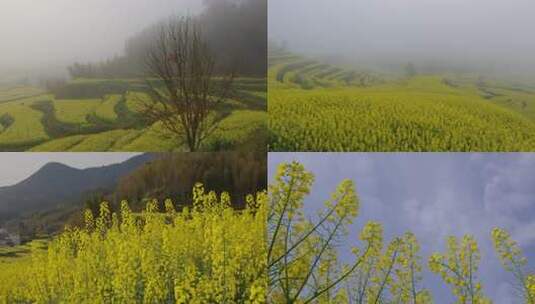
112,151 -> 267,210
0,78 -> 267,152
269,50 -> 535,151
0,152 -> 266,237
268,49 -> 383,89
0,154 -> 154,220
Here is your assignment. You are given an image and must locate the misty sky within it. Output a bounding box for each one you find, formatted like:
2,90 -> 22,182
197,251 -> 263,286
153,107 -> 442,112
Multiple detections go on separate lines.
269,0 -> 535,72
0,153 -> 140,187
0,0 -> 202,69
269,153 -> 535,303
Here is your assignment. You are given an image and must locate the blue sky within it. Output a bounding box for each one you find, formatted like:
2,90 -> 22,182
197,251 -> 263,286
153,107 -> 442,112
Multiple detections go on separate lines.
269,153 -> 535,303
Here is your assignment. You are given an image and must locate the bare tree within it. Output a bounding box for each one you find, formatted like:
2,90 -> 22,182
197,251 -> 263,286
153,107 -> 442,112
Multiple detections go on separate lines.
143,16 -> 234,152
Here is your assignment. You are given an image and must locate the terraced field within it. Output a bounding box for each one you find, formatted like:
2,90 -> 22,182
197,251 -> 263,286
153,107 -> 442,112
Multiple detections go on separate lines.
0,77 -> 266,151
269,50 -> 535,151
0,86 -> 44,103
54,99 -> 101,125
95,95 -> 122,122
0,238 -> 48,298
0,238 -> 48,262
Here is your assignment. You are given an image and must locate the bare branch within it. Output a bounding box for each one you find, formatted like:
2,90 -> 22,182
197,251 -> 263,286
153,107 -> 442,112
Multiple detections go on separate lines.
142,16 -> 235,151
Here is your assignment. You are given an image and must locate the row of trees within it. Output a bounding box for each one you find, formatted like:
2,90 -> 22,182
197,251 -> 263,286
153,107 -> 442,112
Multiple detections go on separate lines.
268,162 -> 535,303
67,58 -> 130,79
80,152 -> 266,226
113,152 -> 266,208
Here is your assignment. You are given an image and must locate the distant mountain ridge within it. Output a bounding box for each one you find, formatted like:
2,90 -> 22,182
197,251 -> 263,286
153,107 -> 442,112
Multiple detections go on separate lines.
0,154 -> 155,219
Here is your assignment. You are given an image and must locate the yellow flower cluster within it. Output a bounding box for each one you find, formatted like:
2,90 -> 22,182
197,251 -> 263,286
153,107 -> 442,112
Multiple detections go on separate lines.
268,161 -> 366,303
388,232 -> 433,304
492,227 -> 534,304
527,275 -> 535,302
269,57 -> 535,152
429,235 -> 490,304
491,227 -> 526,271
4,161 -> 535,304
1,184 -> 267,304
268,162 -> 436,303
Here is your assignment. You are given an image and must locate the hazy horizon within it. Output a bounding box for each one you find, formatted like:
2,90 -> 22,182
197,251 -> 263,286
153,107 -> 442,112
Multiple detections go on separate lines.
0,153 -> 140,187
269,0 -> 535,77
0,0 -> 203,72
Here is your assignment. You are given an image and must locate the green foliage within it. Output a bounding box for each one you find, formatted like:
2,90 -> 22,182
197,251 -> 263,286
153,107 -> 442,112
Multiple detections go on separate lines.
0,102 -> 49,147
50,80 -> 130,99
67,129 -> 137,152
53,99 -> 101,125
119,121 -> 179,152
95,94 -> 122,122
114,152 -> 267,209
0,86 -> 44,102
0,239 -> 48,301
125,91 -> 150,114
205,110 -> 267,151
28,135 -> 89,151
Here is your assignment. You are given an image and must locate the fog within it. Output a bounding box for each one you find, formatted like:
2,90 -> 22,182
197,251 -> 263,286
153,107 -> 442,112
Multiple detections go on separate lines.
269,0 -> 535,77
0,0 -> 202,72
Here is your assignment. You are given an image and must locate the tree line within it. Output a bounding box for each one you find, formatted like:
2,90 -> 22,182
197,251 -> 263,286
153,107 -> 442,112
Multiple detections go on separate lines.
82,152 -> 266,220
68,0 -> 266,79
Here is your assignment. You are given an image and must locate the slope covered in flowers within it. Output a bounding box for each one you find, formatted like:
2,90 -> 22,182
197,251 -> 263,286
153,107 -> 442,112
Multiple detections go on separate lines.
0,184 -> 267,304
268,51 -> 535,152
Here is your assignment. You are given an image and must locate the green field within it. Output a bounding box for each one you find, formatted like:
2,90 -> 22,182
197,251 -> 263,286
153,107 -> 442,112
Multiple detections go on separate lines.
0,86 -> 44,103
269,50 -> 535,151
0,238 -> 48,262
0,78 -> 266,151
0,238 -> 47,300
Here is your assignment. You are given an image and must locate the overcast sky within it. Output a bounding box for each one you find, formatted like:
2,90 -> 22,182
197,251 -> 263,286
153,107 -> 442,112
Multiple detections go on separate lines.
269,0 -> 535,72
0,153 -> 140,187
269,153 -> 535,303
0,0 -> 203,69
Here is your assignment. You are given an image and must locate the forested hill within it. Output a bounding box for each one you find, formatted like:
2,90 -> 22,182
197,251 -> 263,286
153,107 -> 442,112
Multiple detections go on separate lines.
0,152 -> 266,237
110,151 -> 267,210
